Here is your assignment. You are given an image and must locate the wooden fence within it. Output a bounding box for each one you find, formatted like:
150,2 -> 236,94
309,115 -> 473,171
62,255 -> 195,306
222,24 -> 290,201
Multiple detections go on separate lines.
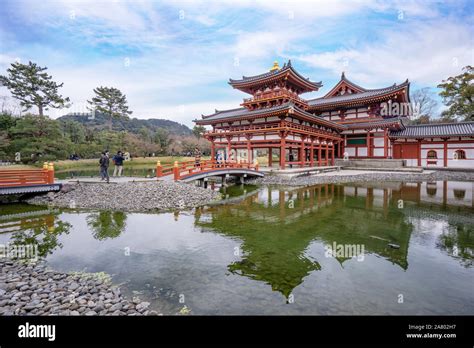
0,162 -> 55,187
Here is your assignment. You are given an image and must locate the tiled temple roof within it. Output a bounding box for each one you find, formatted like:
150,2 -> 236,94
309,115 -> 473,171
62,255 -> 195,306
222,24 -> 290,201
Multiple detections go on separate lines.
389,122 -> 474,138
346,117 -> 406,130
229,60 -> 322,92
195,102 -> 345,130
307,80 -> 410,109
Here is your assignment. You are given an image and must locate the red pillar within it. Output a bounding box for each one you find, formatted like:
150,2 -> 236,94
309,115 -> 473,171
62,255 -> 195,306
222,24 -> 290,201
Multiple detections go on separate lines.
318,140 -> 322,167
343,135 -> 346,157
325,141 -> 329,166
280,132 -> 286,169
300,136 -> 306,167
310,138 -> 314,167
268,148 -> 273,167
417,140 -> 422,166
383,128 -> 388,158
210,139 -> 215,161
331,142 -> 335,165
247,142 -> 252,163
366,131 -> 371,158
226,136 -> 232,162
443,139 -> 448,167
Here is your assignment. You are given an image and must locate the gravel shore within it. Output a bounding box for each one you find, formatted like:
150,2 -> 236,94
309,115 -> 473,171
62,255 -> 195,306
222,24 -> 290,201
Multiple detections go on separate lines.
0,259 -> 157,316
249,170 -> 474,187
26,181 -> 222,212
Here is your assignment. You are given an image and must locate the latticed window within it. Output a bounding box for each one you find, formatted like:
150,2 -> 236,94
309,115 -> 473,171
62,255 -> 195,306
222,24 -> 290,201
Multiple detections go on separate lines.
427,150 -> 437,159
454,150 -> 466,160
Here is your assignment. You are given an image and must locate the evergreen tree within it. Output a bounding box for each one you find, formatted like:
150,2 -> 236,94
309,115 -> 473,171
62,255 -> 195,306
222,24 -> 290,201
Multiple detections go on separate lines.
9,114 -> 72,161
0,61 -> 70,116
192,125 -> 206,139
87,87 -> 132,130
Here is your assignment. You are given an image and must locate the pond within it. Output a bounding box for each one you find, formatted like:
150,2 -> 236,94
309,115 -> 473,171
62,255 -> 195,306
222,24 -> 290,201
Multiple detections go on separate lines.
0,181 -> 473,315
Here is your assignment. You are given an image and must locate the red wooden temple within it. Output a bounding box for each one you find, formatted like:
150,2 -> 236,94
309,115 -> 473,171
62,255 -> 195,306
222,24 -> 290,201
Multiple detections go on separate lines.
195,60 -> 474,169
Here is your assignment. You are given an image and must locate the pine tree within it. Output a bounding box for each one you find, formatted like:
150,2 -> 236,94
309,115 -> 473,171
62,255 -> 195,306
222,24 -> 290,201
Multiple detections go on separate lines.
0,61 -> 70,116
87,87 -> 132,130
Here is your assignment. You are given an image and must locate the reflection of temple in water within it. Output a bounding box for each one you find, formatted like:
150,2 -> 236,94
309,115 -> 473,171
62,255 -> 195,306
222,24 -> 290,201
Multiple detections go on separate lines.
195,181 -> 473,298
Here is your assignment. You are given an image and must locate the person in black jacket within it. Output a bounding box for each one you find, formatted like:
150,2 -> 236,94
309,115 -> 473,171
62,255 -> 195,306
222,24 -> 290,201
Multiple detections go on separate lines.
113,151 -> 125,177
99,151 -> 110,183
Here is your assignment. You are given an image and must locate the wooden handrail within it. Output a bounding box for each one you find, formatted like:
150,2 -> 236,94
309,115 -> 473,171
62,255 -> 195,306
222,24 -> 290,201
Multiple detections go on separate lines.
0,162 -> 55,188
156,159 -> 259,181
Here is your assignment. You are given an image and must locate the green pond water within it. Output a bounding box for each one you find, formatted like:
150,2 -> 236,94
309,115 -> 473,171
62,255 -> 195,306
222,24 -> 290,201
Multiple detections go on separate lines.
0,181 -> 473,315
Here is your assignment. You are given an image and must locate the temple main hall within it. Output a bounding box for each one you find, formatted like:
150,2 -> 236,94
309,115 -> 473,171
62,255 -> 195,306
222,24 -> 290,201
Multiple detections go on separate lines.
194,61 -> 474,169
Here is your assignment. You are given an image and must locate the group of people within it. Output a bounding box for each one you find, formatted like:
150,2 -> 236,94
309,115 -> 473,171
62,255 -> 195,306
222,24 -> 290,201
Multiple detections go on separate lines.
98,147 -> 203,183
99,150 -> 125,183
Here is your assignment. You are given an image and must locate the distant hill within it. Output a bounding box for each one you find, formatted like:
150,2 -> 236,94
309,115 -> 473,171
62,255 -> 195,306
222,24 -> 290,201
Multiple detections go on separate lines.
58,112 -> 192,136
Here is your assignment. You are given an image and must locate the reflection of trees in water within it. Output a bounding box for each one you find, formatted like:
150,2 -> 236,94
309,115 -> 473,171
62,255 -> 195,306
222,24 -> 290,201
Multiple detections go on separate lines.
87,211 -> 127,240
10,220 -> 71,258
437,224 -> 473,268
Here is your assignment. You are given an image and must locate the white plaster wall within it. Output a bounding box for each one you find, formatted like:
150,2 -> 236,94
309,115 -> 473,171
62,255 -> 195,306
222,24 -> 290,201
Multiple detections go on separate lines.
346,147 -> 356,156
447,159 -> 474,168
373,138 -> 385,147
358,147 -> 367,156
373,148 -> 384,156
422,143 -> 442,148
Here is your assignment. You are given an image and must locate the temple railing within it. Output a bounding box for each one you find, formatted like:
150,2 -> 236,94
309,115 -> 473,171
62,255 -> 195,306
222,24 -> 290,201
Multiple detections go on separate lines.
242,91 -> 306,103
205,121 -> 341,139
0,162 -> 55,188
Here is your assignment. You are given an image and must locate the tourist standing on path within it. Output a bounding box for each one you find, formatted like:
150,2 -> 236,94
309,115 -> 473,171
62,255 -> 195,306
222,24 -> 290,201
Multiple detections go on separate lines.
194,146 -> 202,168
99,151 -> 110,183
113,151 -> 125,177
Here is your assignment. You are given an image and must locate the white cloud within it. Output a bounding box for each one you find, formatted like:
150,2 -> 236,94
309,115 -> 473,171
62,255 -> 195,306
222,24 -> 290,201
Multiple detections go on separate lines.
298,20 -> 473,87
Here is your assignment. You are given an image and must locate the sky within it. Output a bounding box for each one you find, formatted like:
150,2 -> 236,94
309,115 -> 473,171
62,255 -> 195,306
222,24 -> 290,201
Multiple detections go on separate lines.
0,0 -> 472,127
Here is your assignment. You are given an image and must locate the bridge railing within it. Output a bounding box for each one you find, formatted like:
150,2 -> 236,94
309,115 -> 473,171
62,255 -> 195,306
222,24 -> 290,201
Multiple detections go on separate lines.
0,162 -> 55,188
156,159 -> 259,181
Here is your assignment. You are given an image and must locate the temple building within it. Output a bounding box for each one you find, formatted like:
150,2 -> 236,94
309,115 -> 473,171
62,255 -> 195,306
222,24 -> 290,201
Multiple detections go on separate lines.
194,60 -> 474,168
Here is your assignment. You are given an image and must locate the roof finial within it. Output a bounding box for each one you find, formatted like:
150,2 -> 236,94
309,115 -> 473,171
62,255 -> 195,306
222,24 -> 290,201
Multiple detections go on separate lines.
341,71 -> 346,79
287,59 -> 292,67
270,61 -> 280,72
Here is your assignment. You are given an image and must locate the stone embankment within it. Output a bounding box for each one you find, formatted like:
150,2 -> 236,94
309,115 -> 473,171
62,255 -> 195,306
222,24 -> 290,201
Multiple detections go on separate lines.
0,259 -> 158,316
250,170 -> 474,186
27,181 -> 221,212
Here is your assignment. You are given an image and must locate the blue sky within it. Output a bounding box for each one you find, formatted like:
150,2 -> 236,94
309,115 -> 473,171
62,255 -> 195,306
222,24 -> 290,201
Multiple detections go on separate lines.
0,0 -> 472,126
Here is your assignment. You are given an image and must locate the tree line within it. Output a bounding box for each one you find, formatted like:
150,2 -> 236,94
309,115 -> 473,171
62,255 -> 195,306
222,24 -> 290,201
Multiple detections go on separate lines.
0,61 -> 209,163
